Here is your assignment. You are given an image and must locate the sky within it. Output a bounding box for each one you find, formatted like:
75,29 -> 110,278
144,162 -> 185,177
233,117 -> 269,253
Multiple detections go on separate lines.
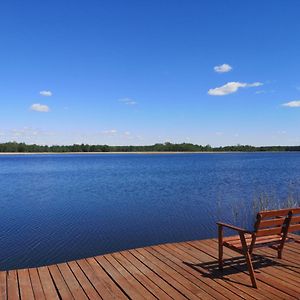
1,0 -> 300,146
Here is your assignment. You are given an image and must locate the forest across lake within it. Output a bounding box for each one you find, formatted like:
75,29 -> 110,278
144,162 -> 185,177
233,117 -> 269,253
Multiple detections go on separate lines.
1,141 -> 300,153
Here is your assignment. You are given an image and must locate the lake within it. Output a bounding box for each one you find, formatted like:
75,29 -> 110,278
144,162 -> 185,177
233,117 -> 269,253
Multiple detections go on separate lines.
0,152 -> 300,270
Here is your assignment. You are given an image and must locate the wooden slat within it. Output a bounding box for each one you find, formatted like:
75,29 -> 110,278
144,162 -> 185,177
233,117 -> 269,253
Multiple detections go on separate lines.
174,242 -> 269,300
137,247 -> 216,300
104,254 -> 157,299
259,208 -> 291,219
7,270 -> 19,300
256,227 -> 283,237
0,272 -> 7,300
18,269 -> 35,300
38,266 -> 60,300
68,260 -> 101,300
95,255 -> 146,300
149,245 -> 235,300
121,250 -> 185,300
57,262 -> 88,299
48,265 -> 73,299
288,224 -> 300,232
259,218 -> 285,228
290,215 -> 300,224
133,248 -> 216,300
83,257 -> 128,299
112,251 -> 173,300
28,268 -> 46,300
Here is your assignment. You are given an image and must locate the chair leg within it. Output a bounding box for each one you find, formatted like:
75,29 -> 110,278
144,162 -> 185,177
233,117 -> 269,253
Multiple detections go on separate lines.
277,247 -> 283,259
244,250 -> 257,288
239,232 -> 257,288
218,225 -> 223,270
218,243 -> 223,270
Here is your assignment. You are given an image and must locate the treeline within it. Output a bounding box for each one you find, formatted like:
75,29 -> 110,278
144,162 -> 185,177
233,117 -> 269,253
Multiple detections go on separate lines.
1,142 -> 300,153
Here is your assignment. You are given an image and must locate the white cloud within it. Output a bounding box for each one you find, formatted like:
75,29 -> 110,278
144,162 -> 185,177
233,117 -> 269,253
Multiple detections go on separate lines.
30,103 -> 50,112
101,129 -> 118,135
277,130 -> 287,134
214,64 -> 232,73
39,90 -> 52,97
4,127 -> 55,141
119,98 -> 137,105
208,81 -> 263,96
282,100 -> 300,107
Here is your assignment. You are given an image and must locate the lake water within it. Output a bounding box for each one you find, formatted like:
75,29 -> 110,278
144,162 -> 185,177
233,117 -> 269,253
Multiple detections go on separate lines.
0,152 -> 300,270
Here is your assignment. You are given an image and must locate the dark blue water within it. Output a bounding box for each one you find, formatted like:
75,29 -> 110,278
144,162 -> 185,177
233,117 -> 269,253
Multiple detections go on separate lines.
0,153 -> 300,270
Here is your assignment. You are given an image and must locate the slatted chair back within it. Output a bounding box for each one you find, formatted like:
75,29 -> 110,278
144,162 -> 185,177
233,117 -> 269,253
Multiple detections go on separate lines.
254,208 -> 292,237
288,207 -> 300,234
249,208 -> 292,258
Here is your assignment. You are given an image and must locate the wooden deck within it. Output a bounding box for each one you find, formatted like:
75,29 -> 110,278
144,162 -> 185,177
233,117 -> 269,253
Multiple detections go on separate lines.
1,235 -> 300,299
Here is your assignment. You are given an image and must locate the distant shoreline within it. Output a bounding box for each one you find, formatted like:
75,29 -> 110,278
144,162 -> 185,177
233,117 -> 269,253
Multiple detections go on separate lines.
0,151 -> 299,155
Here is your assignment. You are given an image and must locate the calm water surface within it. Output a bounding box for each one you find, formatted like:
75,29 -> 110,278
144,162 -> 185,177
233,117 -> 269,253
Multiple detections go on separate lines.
0,153 -> 300,270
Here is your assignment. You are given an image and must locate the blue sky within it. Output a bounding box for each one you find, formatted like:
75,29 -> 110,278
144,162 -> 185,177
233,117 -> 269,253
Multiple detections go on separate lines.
1,0 -> 300,146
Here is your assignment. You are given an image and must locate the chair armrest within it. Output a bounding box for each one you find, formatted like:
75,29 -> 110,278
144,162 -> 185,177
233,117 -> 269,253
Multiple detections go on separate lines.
217,222 -> 252,234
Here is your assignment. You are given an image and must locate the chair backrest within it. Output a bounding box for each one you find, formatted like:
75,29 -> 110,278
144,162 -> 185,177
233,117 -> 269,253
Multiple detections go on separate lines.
253,208 -> 294,237
288,207 -> 300,233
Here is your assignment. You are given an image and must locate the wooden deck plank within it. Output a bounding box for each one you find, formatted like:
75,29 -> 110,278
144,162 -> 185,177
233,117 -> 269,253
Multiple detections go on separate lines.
28,268 -> 46,300
2,235 -> 300,299
153,244 -> 252,300
94,255 -> 148,300
121,250 -> 186,300
132,248 -> 207,300
57,263 -> 88,299
48,265 -> 73,300
0,272 -> 7,300
112,251 -> 173,300
167,242 -> 262,300
141,247 -> 217,300
17,269 -> 35,300
104,254 -> 157,299
7,270 -> 19,300
83,257 -> 128,299
67,260 -> 101,300
38,266 -> 60,300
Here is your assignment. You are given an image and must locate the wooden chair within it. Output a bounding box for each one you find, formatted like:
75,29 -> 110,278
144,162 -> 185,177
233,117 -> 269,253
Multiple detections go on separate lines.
217,207 -> 300,288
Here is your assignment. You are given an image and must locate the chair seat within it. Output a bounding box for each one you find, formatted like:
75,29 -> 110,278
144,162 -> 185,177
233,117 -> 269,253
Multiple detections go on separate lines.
223,234 -> 294,250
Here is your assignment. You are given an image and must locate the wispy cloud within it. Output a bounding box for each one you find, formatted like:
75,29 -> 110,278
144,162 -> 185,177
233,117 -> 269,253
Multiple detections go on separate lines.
255,90 -> 266,94
124,131 -> 131,136
118,98 -> 137,105
208,81 -> 263,96
30,103 -> 50,112
255,89 -> 275,95
39,90 -> 52,97
101,129 -> 118,135
214,64 -> 232,73
282,100 -> 300,107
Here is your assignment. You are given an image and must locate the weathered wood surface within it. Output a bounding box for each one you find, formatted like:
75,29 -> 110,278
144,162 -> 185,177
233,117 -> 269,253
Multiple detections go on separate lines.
1,235 -> 300,299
